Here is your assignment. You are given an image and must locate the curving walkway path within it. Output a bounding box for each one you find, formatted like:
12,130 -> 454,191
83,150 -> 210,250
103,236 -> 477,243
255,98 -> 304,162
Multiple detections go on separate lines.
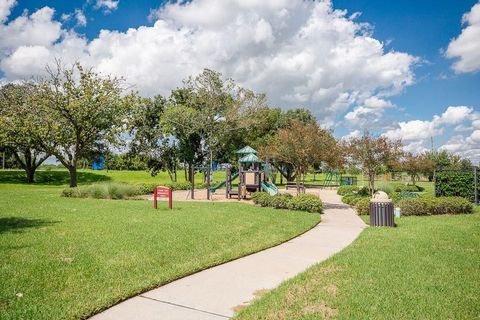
90,189 -> 366,320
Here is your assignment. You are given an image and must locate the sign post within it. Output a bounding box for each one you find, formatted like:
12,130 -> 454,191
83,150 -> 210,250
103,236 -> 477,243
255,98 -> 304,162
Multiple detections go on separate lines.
154,186 -> 172,209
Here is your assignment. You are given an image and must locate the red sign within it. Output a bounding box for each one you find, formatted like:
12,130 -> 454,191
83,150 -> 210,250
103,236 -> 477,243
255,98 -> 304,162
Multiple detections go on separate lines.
154,186 -> 172,209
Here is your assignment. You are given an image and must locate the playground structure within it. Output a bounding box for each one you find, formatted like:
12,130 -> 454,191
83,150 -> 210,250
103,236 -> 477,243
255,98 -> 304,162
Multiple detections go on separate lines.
321,171 -> 357,189
195,146 -> 278,200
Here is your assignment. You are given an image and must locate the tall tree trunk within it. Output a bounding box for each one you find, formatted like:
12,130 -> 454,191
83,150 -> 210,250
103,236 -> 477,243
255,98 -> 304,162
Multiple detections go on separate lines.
184,161 -> 188,181
207,149 -> 212,200
295,168 -> 301,195
68,165 -> 78,188
26,167 -> 35,184
369,172 -> 375,196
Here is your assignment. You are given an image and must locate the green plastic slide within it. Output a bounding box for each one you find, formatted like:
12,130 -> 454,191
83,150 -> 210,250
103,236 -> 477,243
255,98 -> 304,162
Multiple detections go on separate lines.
261,181 -> 279,196
209,172 -> 239,193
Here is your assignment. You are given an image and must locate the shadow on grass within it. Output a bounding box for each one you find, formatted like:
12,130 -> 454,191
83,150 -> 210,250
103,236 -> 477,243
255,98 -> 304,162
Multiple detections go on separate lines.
0,170 -> 111,185
0,217 -> 58,234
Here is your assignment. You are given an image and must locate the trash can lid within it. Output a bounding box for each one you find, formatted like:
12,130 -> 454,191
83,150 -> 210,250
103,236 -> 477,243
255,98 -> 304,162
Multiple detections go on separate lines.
371,191 -> 392,203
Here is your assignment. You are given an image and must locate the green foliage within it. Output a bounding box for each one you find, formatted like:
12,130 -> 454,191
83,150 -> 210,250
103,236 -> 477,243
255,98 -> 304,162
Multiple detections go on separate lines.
287,194 -> 323,213
393,184 -> 425,192
270,193 -> 294,209
375,182 -> 394,195
354,197 -> 371,215
390,191 -> 420,203
62,182 -> 141,200
357,186 -> 370,197
337,185 -> 359,196
252,192 -> 323,213
435,170 -> 478,202
397,197 -> 474,216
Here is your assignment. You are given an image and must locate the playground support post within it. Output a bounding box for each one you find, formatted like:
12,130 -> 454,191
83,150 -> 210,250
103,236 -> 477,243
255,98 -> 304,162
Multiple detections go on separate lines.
475,166 -> 478,204
207,163 -> 211,200
190,165 -> 195,200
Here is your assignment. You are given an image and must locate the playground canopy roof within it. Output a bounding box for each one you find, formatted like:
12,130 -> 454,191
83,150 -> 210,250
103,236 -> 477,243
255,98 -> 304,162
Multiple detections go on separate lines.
239,153 -> 260,163
236,146 -> 257,155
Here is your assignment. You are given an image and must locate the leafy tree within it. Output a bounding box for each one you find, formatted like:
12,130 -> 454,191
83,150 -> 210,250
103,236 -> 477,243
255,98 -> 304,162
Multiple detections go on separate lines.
163,69 -> 265,189
343,132 -> 403,195
260,121 -> 340,194
400,153 -> 435,185
32,62 -> 133,187
0,83 -> 51,183
128,95 -> 181,181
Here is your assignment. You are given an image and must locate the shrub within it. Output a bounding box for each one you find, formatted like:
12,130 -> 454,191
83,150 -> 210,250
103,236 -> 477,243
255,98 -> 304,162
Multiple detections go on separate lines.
136,183 -> 157,194
337,185 -> 359,196
376,182 -> 394,195
251,192 -> 322,213
355,197 -> 370,215
62,182 -> 142,200
270,194 -> 293,209
389,191 -> 420,203
435,170 -> 479,202
357,186 -> 370,197
251,192 -> 272,207
342,193 -> 366,205
393,184 -> 424,192
61,187 -> 81,198
288,194 -> 323,213
397,197 -> 473,216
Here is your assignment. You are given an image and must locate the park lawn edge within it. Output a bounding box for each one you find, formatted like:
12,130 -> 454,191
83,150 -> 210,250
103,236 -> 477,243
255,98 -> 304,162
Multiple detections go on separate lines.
85,205 -> 322,319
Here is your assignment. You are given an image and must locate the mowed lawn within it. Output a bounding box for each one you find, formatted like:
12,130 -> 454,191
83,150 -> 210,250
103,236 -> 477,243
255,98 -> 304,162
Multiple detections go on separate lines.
236,208 -> 480,320
0,184 -> 320,320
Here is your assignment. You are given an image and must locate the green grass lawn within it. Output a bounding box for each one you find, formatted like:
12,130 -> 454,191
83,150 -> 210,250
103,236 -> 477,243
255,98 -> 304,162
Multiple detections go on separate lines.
0,168 -> 228,186
0,184 -> 320,320
236,208 -> 480,320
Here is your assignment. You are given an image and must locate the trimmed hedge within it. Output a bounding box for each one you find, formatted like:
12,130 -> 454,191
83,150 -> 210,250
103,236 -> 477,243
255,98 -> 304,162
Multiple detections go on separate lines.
435,170 -> 479,202
397,197 -> 473,216
337,185 -> 359,196
251,192 -> 323,213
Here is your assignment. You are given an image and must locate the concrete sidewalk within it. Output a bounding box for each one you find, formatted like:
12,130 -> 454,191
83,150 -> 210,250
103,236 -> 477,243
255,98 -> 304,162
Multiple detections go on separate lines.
90,189 -> 366,320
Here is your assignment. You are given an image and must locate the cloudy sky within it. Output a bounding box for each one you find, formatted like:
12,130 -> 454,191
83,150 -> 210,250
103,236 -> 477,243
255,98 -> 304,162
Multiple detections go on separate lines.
1,0 -> 479,162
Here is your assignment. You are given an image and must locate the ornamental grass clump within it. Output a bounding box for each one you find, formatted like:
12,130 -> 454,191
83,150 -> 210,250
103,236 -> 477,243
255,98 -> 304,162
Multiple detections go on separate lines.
62,182 -> 142,200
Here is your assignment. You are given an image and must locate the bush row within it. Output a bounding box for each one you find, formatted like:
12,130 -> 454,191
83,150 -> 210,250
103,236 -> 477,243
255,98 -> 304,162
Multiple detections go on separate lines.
397,197 -> 474,216
62,182 -> 142,200
135,181 -> 209,194
251,192 -> 323,213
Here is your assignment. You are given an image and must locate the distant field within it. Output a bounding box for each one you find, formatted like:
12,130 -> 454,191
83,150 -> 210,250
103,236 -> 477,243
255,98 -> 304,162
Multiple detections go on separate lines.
0,169 -> 434,195
0,169 -> 226,186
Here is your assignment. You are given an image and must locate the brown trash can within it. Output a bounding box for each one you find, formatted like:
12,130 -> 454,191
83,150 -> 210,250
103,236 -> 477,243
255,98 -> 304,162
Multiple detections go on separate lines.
370,197 -> 394,227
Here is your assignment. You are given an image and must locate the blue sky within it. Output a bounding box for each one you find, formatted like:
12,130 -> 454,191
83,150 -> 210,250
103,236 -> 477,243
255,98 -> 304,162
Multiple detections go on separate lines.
1,0 -> 480,162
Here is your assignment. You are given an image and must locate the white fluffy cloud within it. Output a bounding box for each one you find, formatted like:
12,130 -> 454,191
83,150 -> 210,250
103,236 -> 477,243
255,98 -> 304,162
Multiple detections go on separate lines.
440,131 -> 480,164
95,0 -> 119,13
382,106 -> 480,162
75,9 -> 87,27
446,2 -> 480,73
433,105 -> 474,125
384,119 -> 442,141
0,0 -> 16,23
0,0 -> 418,127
